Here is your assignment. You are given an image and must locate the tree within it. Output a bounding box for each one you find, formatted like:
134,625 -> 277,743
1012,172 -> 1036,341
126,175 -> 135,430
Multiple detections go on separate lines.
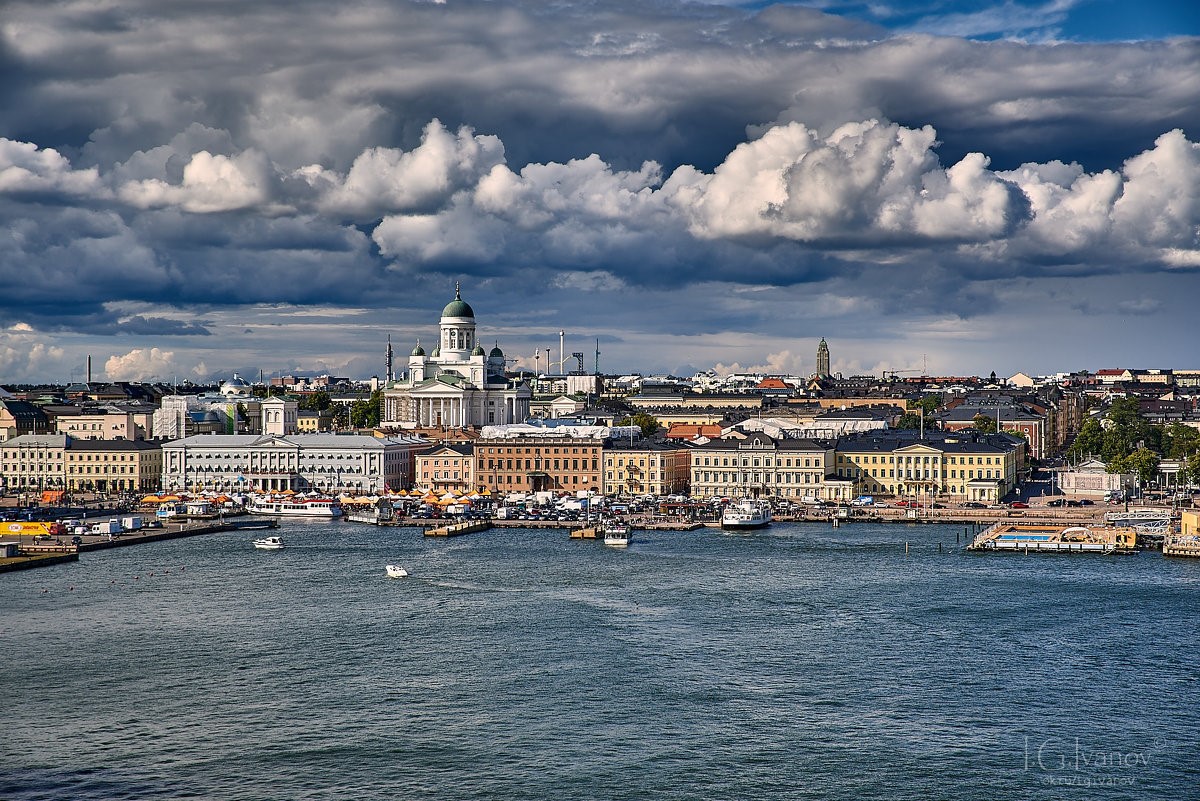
1069,418 -> 1104,459
1161,423 -> 1200,460
972,413 -> 997,434
1188,453 -> 1200,485
349,390 -> 382,428
906,394 -> 939,414
617,413 -> 660,438
300,391 -> 332,411
895,412 -> 922,430
1109,447 -> 1160,487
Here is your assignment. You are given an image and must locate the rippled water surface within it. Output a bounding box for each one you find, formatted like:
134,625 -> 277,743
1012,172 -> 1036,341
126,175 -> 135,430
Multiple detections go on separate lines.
3,521 -> 1198,800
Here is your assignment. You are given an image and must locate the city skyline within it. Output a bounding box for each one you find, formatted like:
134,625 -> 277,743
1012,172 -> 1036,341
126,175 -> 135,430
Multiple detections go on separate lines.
2,1 -> 1199,384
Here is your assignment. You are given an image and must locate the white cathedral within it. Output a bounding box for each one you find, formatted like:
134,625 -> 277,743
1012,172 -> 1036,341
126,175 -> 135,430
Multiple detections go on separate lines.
381,284 -> 531,429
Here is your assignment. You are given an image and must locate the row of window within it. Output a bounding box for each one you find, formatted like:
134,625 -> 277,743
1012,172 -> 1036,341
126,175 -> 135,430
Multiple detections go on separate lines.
841,454 -> 1003,466
698,456 -> 824,468
696,472 -> 821,484
482,458 -> 599,471
477,446 -> 599,455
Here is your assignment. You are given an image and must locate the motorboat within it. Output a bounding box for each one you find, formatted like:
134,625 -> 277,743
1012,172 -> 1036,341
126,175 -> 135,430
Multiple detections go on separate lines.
721,500 -> 772,530
602,520 -> 632,548
253,535 -> 284,550
247,497 -> 343,518
385,564 -> 409,578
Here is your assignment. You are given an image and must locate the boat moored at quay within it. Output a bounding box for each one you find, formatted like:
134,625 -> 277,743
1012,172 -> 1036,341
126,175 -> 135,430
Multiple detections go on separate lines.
721,500 -> 772,531
247,496 -> 343,518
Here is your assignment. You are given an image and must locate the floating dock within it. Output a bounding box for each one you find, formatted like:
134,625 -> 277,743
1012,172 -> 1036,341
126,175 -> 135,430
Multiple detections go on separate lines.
425,520 -> 492,537
968,522 -> 1137,554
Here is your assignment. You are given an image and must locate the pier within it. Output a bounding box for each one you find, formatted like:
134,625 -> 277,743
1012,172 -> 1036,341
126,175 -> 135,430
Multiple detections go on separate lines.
425,520 -> 493,537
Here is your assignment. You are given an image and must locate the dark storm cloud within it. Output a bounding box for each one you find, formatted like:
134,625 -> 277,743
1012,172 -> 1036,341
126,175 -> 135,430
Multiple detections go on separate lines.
1,0 -> 1199,380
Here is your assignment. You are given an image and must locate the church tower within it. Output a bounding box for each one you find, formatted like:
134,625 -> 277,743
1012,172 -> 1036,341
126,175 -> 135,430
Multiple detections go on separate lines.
816,338 -> 830,377
439,281 -> 476,362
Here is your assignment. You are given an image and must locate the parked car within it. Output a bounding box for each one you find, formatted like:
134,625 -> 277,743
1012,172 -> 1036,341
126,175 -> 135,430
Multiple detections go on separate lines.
962,501 -> 985,509
1079,499 -> 1094,506
1010,502 -> 1029,509
1047,499 -> 1064,507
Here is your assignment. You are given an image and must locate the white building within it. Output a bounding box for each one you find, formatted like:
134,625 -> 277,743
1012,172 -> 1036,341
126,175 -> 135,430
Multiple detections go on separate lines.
261,397 -> 298,436
160,433 -> 429,494
382,284 -> 531,428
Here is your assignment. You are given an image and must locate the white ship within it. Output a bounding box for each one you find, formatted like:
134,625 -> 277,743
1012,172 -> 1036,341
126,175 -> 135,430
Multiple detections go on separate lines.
247,497 -> 343,518
602,520 -> 632,548
721,500 -> 772,530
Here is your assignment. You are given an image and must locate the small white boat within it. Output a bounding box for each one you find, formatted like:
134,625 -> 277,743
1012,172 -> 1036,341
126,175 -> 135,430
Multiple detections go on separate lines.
721,500 -> 772,530
253,535 -> 284,550
385,564 -> 408,578
602,520 -> 632,548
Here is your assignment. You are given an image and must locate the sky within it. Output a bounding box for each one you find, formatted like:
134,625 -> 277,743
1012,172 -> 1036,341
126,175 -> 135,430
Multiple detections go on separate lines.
1,0 -> 1198,385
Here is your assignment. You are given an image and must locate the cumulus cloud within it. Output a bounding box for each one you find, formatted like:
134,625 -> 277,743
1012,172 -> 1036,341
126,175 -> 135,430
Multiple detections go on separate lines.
0,331 -> 67,382
0,138 -> 105,197
311,119 -> 505,218
668,120 -> 1028,244
105,347 -> 176,381
712,350 -> 806,377
119,150 -> 275,213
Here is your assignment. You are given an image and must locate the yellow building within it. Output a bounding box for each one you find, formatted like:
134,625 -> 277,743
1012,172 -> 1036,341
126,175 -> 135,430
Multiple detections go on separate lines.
66,439 -> 163,493
297,410 -> 334,433
834,431 -> 1025,502
604,441 -> 691,496
1,434 -> 163,496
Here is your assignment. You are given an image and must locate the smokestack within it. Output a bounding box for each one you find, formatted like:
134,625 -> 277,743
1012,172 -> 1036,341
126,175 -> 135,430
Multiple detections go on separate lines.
87,355 -> 92,384
559,330 -> 565,376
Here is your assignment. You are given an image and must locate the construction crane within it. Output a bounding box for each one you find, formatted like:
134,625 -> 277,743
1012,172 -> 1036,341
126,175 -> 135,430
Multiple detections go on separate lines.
882,369 -> 922,380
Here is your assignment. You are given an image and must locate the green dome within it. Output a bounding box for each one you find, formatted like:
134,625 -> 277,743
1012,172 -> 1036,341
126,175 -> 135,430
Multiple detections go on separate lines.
489,345 -> 504,358
472,344 -> 486,356
441,283 -> 474,318
411,341 -> 426,357
431,344 -> 440,357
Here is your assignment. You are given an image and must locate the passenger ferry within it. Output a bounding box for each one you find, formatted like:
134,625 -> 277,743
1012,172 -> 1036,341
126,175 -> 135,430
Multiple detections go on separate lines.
602,519 -> 633,548
247,497 -> 343,518
721,500 -> 772,530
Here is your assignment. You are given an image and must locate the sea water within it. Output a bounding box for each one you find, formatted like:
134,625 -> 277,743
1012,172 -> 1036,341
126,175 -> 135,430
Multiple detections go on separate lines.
2,521 -> 1198,800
